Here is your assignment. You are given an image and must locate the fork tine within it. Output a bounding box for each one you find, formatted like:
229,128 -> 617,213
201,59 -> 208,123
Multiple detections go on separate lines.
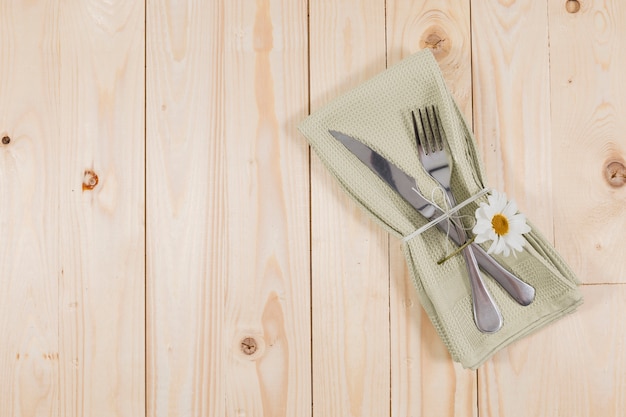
411,109 -> 430,155
418,108 -> 434,154
411,110 -> 422,151
429,105 -> 445,151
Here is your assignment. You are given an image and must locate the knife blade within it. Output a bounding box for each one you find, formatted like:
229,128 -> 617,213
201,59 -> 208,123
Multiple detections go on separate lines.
329,129 -> 535,306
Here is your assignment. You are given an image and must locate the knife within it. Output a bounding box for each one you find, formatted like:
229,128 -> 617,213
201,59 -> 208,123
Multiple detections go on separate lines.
329,130 -> 535,306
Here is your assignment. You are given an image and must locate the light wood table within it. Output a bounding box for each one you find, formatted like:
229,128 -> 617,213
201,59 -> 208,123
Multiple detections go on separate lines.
1,1 -> 625,416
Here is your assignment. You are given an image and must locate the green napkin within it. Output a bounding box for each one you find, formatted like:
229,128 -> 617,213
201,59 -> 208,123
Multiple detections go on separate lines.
299,49 -> 583,369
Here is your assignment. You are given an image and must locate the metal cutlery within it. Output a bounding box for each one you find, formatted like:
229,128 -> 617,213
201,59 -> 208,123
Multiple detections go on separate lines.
412,106 -> 502,333
328,129 -> 535,305
328,126 -> 536,331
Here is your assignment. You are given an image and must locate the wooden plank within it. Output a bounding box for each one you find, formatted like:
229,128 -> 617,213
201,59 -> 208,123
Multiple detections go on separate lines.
386,0 -> 473,119
470,0 -> 571,410
0,3 -> 60,415
470,0 -> 554,237
56,1 -> 146,415
146,0 -> 310,416
479,284 -> 626,416
385,2 -> 477,416
548,0 -> 626,283
389,250 -> 477,417
308,1 -> 390,416
222,0 -> 311,416
475,0 -> 626,415
146,1 -> 226,416
1,1 -> 146,416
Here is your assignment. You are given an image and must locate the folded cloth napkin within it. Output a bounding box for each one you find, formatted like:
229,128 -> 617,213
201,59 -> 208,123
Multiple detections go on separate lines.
298,49 -> 583,369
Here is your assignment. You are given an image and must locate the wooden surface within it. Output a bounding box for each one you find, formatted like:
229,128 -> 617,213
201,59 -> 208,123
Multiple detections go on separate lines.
1,1 -> 625,416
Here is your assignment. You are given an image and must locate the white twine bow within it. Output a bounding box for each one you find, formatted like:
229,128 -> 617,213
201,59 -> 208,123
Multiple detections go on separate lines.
402,187 -> 492,244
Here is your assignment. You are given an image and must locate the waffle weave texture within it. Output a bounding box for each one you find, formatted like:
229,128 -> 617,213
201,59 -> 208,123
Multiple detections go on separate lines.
298,49 -> 583,369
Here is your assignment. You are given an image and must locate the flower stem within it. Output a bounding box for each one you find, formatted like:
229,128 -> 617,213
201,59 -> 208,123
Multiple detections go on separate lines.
437,236 -> 477,265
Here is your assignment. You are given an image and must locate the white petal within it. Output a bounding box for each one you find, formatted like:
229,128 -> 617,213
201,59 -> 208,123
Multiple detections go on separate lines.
489,189 -> 502,201
509,212 -> 526,222
497,192 -> 509,210
507,221 -> 524,235
472,219 -> 492,235
504,233 -> 526,252
476,229 -> 498,243
508,213 -> 526,226
480,204 -> 497,220
475,206 -> 488,221
475,234 -> 490,244
473,229 -> 491,240
502,200 -> 518,218
509,215 -> 531,234
519,222 -> 531,234
475,218 -> 492,227
510,221 -> 531,235
505,231 -> 525,246
488,192 -> 507,212
474,225 -> 495,244
486,193 -> 500,211
487,238 -> 499,254
494,237 -> 508,255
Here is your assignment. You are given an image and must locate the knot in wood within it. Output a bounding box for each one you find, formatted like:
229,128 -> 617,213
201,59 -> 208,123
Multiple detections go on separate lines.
420,28 -> 450,57
82,170 -> 99,191
605,161 -> 626,187
1,136 -> 10,145
566,0 -> 581,13
241,337 -> 257,355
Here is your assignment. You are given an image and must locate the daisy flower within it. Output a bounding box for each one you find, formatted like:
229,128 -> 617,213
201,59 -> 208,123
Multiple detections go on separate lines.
472,190 -> 531,257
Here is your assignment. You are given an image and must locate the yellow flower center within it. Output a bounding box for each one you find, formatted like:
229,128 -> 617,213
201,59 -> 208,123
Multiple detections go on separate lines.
491,214 -> 509,236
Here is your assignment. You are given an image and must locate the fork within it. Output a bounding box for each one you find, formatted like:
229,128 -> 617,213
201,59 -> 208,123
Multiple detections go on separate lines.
412,105 -> 503,333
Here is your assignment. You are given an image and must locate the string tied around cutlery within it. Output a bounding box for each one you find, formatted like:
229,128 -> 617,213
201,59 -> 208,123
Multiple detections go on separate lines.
402,187 -> 493,262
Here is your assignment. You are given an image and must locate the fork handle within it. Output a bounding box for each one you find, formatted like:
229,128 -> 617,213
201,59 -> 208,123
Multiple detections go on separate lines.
439,217 -> 535,306
470,243 -> 536,306
439,191 -> 503,332
457,232 -> 503,333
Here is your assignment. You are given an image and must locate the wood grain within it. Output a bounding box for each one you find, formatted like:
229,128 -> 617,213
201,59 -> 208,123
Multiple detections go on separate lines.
59,1 -> 146,415
146,0 -> 310,416
479,285 -> 626,417
0,3 -> 60,414
476,1 -> 626,415
3,1 -> 626,416
386,2 -> 477,417
146,1 -> 226,416
1,1 -> 145,416
387,0 -> 473,120
222,1 -> 310,416
471,0 -> 554,237
309,1 -> 390,416
548,0 -> 626,283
